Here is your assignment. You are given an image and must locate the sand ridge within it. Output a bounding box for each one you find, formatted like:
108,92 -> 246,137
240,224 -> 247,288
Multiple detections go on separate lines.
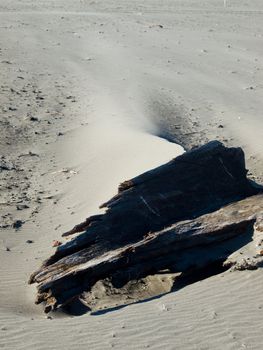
0,0 -> 263,349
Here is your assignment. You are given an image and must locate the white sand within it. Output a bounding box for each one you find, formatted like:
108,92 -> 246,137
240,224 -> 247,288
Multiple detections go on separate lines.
1,0 -> 263,349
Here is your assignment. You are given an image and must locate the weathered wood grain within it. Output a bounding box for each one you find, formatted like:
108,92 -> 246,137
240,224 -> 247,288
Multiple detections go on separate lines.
29,141 -> 262,313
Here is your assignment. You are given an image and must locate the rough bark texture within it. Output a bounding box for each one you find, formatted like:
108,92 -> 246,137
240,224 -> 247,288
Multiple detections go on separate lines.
29,141 -> 263,313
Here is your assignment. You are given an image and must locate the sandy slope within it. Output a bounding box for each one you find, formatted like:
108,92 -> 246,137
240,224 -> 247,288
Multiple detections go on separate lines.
0,0 -> 263,349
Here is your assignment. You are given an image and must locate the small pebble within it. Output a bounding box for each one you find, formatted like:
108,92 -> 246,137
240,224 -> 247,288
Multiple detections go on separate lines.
30,116 -> 39,122
26,240 -> 34,244
13,220 -> 24,229
16,204 -> 29,210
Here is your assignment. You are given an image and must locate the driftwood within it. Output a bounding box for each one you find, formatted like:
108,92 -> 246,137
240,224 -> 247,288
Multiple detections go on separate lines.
30,141 -> 263,313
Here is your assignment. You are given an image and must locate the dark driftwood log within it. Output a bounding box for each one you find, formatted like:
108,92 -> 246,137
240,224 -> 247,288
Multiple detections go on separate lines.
29,141 -> 262,313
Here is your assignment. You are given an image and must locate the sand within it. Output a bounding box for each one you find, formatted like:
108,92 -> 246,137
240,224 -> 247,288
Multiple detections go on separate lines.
0,0 -> 263,349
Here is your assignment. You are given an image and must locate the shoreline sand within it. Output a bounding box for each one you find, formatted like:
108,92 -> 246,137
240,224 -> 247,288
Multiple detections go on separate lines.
1,1 -> 263,349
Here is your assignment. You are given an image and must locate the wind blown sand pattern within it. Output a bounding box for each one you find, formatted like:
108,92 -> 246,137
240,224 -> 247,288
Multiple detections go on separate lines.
0,0 -> 263,349
1,271 -> 263,349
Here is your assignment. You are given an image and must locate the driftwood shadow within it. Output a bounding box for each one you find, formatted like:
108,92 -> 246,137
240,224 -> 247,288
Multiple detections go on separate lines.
64,224 -> 255,317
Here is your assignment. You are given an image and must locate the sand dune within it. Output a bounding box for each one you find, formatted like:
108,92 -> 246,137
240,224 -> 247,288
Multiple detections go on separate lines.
0,0 -> 263,349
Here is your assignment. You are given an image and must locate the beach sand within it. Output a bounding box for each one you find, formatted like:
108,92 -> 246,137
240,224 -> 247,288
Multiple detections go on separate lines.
0,0 -> 263,349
